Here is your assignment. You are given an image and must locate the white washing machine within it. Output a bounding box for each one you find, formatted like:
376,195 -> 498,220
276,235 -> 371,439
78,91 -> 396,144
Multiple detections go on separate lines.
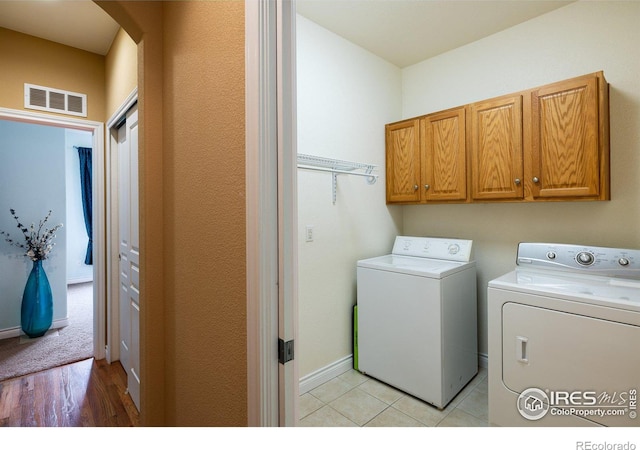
357,236 -> 478,409
488,242 -> 640,427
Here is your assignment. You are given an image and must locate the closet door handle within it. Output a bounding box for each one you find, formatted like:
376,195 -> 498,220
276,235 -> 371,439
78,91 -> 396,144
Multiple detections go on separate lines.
516,336 -> 529,363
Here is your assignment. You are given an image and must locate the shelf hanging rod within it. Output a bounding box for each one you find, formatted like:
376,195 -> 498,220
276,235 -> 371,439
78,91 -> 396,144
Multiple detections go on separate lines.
297,164 -> 378,180
296,153 -> 378,204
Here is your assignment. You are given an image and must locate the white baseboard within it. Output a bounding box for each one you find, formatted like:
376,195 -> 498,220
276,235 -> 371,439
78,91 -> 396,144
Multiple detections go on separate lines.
479,352 -> 488,369
67,276 -> 93,285
0,317 -> 69,340
299,354 -> 354,394
299,352 -> 488,394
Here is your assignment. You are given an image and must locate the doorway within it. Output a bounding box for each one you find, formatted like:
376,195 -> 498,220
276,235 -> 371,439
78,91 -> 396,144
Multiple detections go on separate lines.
107,98 -> 140,410
0,108 -> 106,364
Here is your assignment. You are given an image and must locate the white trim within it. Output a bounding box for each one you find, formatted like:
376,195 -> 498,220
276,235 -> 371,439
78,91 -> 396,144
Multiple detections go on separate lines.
299,355 -> 354,394
105,88 -> 138,364
276,0 -> 299,427
0,318 -> 70,340
246,0 -> 298,427
67,276 -> 94,285
246,0 -> 280,427
0,107 -> 106,361
106,88 -> 138,128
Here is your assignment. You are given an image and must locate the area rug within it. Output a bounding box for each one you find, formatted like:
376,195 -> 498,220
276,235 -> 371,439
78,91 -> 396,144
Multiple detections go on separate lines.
0,282 -> 93,382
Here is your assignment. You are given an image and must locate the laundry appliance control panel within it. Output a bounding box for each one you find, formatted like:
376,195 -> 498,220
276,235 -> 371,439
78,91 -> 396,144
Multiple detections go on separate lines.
517,242 -> 640,279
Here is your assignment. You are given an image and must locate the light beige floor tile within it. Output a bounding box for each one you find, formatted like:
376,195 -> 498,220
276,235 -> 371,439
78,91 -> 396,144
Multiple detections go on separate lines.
447,373 -> 482,408
337,369 -> 369,388
299,393 -> 325,419
474,376 -> 488,394
392,395 -> 449,426
310,377 -> 354,403
358,378 -> 404,405
329,388 -> 388,426
437,408 -> 488,427
364,407 -> 426,427
299,405 -> 359,427
457,388 -> 488,421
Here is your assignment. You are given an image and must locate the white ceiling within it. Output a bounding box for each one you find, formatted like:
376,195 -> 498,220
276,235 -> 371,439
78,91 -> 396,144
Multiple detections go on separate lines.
0,0 -> 119,55
296,0 -> 573,68
0,0 -> 572,65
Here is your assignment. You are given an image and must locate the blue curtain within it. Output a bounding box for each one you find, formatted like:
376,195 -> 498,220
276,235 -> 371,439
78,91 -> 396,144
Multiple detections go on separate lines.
77,147 -> 93,265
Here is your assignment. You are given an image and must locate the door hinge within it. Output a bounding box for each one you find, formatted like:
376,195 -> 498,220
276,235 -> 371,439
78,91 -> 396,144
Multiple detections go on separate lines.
278,338 -> 294,364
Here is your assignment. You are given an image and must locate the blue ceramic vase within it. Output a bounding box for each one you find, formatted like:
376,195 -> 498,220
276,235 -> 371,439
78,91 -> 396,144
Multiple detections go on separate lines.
21,260 -> 53,338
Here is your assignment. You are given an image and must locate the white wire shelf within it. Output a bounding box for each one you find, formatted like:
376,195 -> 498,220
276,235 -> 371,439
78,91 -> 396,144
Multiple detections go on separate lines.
297,153 -> 378,204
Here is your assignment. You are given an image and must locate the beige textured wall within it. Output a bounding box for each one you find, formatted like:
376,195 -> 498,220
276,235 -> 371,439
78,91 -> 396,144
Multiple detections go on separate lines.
105,27 -> 137,119
0,27 -> 105,122
97,0 -> 247,426
162,0 -> 246,426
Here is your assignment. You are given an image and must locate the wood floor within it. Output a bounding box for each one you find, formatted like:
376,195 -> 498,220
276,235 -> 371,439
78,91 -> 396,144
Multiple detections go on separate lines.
0,358 -> 139,427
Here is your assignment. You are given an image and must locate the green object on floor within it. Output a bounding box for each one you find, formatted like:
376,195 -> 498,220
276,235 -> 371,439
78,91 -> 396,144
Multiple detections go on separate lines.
353,304 -> 358,371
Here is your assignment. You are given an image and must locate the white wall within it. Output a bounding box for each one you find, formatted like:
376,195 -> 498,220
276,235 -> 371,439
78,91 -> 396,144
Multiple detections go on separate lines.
0,120 -> 67,333
296,15 -> 403,377
401,1 -> 640,357
65,128 -> 94,284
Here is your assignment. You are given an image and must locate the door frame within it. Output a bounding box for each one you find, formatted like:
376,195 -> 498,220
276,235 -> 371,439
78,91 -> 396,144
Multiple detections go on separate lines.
105,89 -> 138,364
245,0 -> 298,426
0,106 -> 106,360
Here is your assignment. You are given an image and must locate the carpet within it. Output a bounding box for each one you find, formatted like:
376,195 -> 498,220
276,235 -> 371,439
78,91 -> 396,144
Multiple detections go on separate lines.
0,282 -> 93,382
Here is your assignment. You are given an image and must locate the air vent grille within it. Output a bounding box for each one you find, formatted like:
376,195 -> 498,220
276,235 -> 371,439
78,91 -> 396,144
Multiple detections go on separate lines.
24,83 -> 87,117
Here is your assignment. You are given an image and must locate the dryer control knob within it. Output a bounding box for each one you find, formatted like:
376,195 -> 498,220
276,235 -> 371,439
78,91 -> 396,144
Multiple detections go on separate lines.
546,252 -> 556,260
619,257 -> 630,266
576,252 -> 595,266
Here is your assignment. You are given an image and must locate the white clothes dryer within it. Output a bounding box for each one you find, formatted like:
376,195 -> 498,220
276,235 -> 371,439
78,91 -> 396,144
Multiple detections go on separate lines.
357,236 -> 478,409
488,242 -> 640,427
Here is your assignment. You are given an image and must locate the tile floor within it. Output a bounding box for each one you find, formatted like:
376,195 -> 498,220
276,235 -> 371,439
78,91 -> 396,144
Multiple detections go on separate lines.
299,367 -> 488,427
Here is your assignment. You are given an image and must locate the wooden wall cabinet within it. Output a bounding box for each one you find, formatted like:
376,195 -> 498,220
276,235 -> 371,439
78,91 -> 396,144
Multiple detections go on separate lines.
386,71 -> 609,205
470,94 -> 523,201
386,108 -> 466,204
528,73 -> 609,200
385,118 -> 421,203
421,107 -> 467,202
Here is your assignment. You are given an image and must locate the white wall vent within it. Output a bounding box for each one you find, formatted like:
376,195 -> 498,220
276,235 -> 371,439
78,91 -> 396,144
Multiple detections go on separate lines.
24,83 -> 87,117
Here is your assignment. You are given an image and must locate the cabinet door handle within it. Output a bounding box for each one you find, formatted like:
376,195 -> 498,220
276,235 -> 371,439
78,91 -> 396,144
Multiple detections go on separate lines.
516,336 -> 529,363
533,177 -> 540,183
424,184 -> 430,191
413,184 -> 419,191
514,178 -> 521,185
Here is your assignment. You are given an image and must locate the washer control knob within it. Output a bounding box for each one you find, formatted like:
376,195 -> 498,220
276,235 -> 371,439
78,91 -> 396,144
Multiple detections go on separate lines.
576,251 -> 595,266
546,251 -> 556,260
448,244 -> 460,255
619,257 -> 630,266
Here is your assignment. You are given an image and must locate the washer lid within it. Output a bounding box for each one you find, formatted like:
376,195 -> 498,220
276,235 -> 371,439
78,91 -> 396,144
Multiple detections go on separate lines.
357,254 -> 474,278
489,269 -> 640,313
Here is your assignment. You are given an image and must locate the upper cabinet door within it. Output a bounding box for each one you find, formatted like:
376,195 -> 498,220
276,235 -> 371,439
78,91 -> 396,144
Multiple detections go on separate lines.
531,74 -> 602,199
470,95 -> 523,200
421,107 -> 467,202
386,119 -> 421,203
